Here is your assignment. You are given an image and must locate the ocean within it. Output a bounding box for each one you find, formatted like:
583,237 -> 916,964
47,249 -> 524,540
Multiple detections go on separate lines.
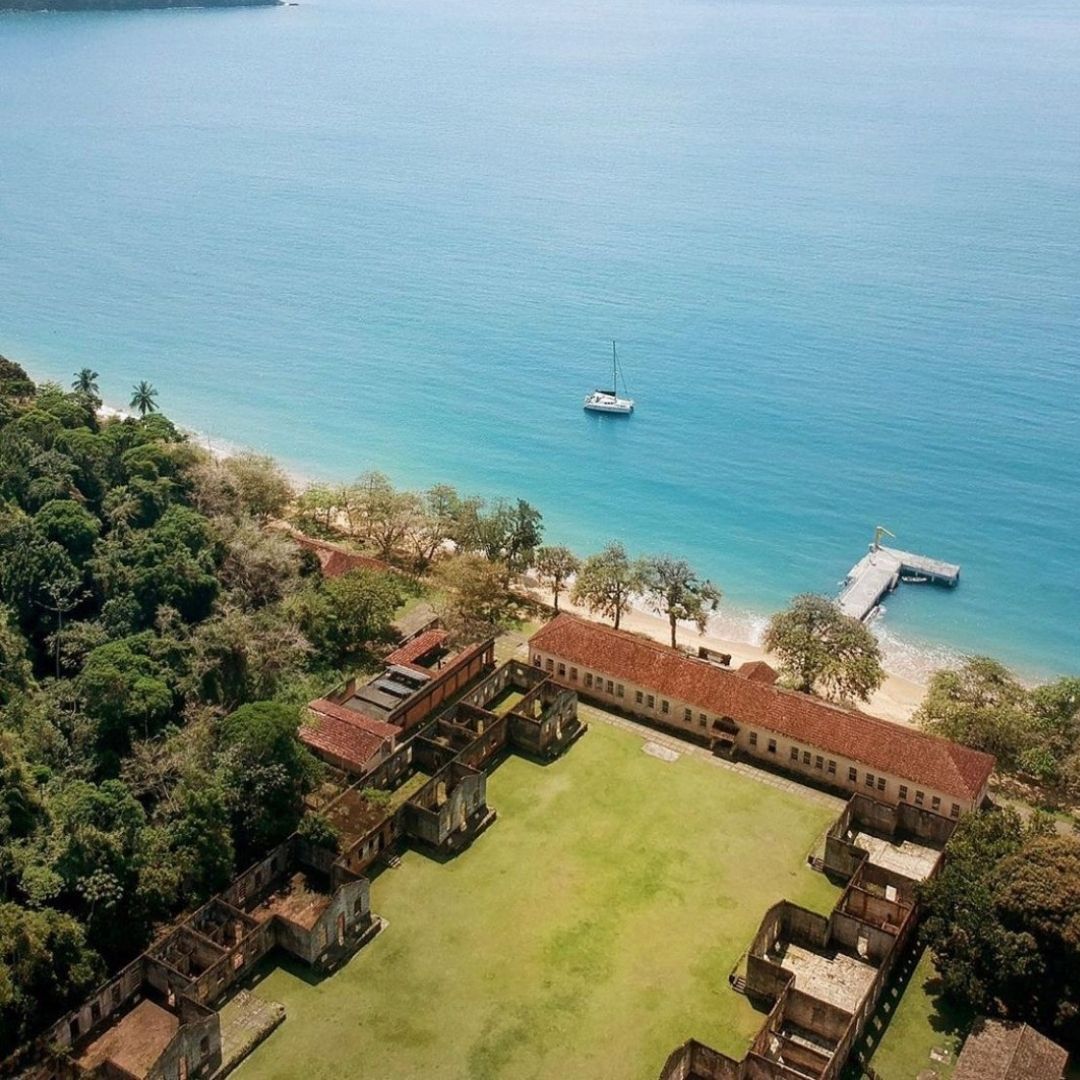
1,0 -> 1078,680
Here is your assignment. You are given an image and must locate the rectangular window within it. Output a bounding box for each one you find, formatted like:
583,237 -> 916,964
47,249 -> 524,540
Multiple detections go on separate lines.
647,695 -> 655,709
533,654 -> 541,667
768,739 -> 777,754
684,707 -> 692,722
848,766 -> 858,782
557,663 -> 565,677
636,690 -> 643,704
815,755 -> 824,770
802,751 -> 811,765
915,790 -> 925,806
749,731 -> 758,747
603,680 -> 611,694
545,659 -> 553,673
661,699 -> 670,714
827,760 -> 836,774
932,796 -> 941,811
877,777 -> 886,792
617,684 -> 624,697
899,785 -> 908,800
951,803 -> 961,818
699,716 -> 707,728
585,673 -> 593,688
570,667 -> 577,681
791,746 -> 800,762
866,773 -> 875,787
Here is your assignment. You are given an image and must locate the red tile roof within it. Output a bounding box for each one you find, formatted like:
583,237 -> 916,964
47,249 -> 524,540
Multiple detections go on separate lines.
738,660 -> 779,684
299,711 -> 388,772
308,699 -> 399,741
529,614 -> 995,803
291,533 -> 398,578
384,629 -> 449,668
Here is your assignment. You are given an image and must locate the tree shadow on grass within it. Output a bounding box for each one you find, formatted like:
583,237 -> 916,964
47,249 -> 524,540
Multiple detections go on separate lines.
844,946 -> 974,1079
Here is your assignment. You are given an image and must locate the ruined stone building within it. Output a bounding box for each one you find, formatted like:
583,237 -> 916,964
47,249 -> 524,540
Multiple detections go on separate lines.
30,832 -> 378,1080
529,614 -> 994,815
21,643 -> 584,1080
660,796 -> 958,1080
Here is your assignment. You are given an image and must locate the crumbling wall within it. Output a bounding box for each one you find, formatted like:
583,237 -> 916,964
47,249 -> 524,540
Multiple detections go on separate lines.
220,841 -> 293,912
274,876 -> 371,968
145,999 -> 221,1080
39,957 -> 146,1056
784,989 -> 850,1043
404,763 -> 487,849
896,802 -> 956,845
828,911 -> 895,964
746,903 -> 831,1001
657,1040 -> 744,1080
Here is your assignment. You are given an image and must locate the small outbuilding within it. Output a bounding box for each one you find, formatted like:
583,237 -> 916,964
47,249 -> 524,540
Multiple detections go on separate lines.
954,1018 -> 1069,1080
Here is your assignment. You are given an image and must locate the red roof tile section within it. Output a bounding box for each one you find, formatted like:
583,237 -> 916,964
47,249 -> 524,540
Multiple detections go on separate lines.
738,660 -> 779,684
299,711 -> 389,772
529,614 -> 995,802
308,699 -> 399,741
290,533 -> 398,578
384,629 -> 449,668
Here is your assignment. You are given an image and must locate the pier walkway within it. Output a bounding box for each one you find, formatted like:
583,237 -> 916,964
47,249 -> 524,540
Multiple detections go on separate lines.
838,545 -> 960,622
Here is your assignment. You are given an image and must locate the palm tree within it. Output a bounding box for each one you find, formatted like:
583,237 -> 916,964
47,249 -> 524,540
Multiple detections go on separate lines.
130,381 -> 159,417
71,368 -> 100,396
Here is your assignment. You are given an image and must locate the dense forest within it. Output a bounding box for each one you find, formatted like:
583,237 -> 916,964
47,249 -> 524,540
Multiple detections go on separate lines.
0,358 -> 404,1057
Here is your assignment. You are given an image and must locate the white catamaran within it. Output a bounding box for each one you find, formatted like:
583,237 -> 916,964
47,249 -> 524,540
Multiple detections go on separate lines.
583,341 -> 635,414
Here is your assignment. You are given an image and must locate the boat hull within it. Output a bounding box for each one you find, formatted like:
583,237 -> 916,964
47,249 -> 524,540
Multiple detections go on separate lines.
583,398 -> 634,414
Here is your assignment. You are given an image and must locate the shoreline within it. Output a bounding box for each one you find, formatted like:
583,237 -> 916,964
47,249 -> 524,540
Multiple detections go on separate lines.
45,369 -> 948,704
522,583 -> 925,726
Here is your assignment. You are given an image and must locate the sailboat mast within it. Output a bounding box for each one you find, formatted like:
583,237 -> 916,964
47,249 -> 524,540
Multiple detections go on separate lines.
612,340 -> 617,392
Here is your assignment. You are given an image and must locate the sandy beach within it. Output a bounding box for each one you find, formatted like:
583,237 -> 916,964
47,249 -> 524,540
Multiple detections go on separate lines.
524,584 -> 926,726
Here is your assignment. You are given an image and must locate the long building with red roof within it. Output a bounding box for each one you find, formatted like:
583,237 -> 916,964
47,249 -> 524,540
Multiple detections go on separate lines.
529,614 -> 994,815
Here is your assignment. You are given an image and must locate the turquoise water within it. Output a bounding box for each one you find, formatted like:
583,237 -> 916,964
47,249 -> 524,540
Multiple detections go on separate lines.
1,0 -> 1078,679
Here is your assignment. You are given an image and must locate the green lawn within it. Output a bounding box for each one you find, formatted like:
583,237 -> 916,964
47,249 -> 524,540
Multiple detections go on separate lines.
865,949 -> 974,1080
234,720 -> 839,1080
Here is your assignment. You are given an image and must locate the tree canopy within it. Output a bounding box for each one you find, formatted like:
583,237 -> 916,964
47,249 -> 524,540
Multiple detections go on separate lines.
917,659 -> 1080,799
638,555 -> 721,648
533,545 -> 580,613
919,808 -> 1079,1046
763,593 -> 883,703
0,359 -> 403,1056
571,542 -> 641,631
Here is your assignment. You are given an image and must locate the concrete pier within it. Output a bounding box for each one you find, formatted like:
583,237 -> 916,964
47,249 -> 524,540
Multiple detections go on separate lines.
838,545 -> 959,622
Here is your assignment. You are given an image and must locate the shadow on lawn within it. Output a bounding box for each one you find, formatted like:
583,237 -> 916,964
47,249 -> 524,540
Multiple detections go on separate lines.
844,946 -> 974,1079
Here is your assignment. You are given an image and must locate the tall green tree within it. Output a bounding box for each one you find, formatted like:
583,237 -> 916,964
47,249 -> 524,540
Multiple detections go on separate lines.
0,903 -> 102,1057
533,545 -> 581,613
638,555 -> 721,648
71,368 -> 100,401
432,553 -> 516,643
477,498 -> 543,583
763,593 -> 883,702
216,701 -> 319,859
915,657 -> 1031,766
571,542 -> 641,630
129,381 -> 158,417
919,810 -> 1078,1046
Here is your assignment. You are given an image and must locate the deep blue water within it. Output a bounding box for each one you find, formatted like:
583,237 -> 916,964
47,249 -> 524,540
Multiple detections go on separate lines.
2,0 -> 1078,679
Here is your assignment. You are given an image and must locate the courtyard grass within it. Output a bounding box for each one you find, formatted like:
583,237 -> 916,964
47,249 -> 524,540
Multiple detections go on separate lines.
863,949 -> 973,1080
234,719 -> 839,1080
